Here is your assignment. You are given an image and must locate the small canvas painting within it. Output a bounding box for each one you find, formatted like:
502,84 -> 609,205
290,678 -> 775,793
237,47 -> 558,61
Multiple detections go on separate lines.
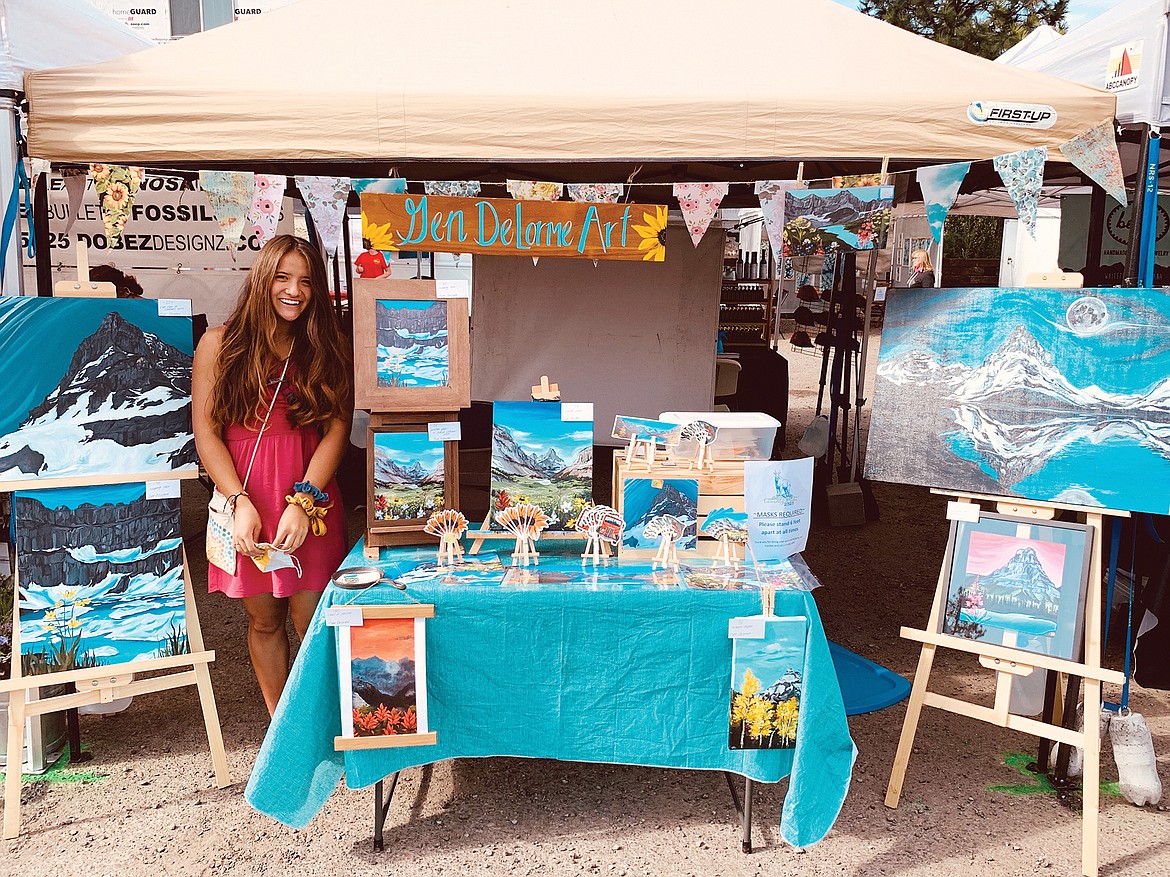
0,297 -> 195,488
621,477 -> 698,550
372,430 -> 445,522
339,615 -> 428,738
14,483 -> 187,676
490,401 -> 593,530
941,514 -> 1091,660
781,185 -> 893,256
729,616 -> 808,750
376,299 -> 450,388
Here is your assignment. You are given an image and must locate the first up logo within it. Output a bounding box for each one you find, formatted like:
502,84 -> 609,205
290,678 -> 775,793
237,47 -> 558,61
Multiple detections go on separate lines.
967,101 -> 1057,129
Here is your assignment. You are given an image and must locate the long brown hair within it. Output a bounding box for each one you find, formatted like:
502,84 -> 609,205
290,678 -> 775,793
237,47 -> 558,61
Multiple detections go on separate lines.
209,235 -> 351,429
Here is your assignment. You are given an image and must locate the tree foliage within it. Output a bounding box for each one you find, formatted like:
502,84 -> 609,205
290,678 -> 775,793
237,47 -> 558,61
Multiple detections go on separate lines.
859,0 -> 1068,60
944,214 -> 1004,260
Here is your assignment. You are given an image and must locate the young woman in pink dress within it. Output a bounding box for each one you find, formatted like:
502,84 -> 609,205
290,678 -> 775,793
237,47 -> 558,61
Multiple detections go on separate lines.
193,235 -> 352,715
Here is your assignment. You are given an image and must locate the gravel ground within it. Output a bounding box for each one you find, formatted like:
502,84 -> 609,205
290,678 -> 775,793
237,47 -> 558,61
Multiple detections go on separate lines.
3,328 -> 1168,876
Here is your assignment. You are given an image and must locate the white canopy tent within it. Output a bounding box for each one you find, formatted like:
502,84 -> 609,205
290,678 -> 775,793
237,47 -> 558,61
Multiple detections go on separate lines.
25,0 -> 1116,174
995,24 -> 1064,67
0,0 -> 151,293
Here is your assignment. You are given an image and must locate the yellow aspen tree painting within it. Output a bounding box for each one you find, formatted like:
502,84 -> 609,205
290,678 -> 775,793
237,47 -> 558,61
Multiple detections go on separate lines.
727,617 -> 808,750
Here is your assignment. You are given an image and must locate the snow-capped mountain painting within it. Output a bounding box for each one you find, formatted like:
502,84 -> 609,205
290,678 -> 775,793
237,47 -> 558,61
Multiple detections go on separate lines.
729,616 -> 807,750
782,185 -> 893,256
866,287 -> 1170,515
620,477 -> 698,550
339,616 -> 428,739
942,515 -> 1091,660
0,298 -> 195,487
14,482 -> 187,675
371,430 -> 445,523
489,401 -> 593,530
375,299 -> 449,388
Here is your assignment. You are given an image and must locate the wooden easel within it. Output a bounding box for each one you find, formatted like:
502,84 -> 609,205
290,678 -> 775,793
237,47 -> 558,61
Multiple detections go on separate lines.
885,491 -> 1126,877
530,375 -> 560,401
53,242 -> 116,298
2,548 -> 230,838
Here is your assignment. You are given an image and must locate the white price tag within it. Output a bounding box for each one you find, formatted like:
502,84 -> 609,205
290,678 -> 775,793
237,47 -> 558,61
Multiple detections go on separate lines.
435,279 -> 470,300
157,298 -> 193,317
946,500 -> 981,522
145,480 -> 182,500
561,402 -> 594,422
728,616 -> 766,639
325,605 -> 364,628
428,421 -> 462,442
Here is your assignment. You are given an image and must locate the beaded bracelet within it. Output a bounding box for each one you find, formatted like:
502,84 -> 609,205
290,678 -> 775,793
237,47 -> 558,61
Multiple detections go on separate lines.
293,480 -> 330,504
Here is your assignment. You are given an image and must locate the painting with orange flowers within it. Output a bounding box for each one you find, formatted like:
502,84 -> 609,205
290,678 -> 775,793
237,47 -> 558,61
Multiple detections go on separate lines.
336,613 -> 430,741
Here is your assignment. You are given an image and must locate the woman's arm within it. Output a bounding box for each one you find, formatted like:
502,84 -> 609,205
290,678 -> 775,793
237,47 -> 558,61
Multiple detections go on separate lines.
192,327 -> 264,556
272,411 -> 353,553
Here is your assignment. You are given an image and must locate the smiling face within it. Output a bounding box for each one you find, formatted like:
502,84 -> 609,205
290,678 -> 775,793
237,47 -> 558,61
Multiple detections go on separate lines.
270,250 -> 313,326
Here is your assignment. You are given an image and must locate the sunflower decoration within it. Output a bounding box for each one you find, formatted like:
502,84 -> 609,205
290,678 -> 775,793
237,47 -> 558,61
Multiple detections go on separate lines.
633,205 -> 668,262
361,212 -> 399,252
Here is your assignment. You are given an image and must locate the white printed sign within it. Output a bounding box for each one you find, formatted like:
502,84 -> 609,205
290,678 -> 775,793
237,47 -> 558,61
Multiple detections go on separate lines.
86,2 -> 172,42
743,458 -> 813,561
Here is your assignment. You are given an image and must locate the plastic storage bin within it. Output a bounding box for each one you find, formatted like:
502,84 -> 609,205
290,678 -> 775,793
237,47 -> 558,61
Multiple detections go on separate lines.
659,411 -> 781,461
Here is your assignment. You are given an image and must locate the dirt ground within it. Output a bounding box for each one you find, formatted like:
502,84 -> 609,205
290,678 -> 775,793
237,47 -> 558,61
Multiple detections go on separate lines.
2,328 -> 1168,877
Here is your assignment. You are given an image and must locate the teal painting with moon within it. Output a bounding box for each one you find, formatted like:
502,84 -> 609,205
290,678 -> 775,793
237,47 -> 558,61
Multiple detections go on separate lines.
866,287 -> 1170,515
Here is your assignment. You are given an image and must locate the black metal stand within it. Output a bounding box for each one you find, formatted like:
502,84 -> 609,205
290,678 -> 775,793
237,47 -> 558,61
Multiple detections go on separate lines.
372,771 -> 401,852
723,772 -> 754,853
65,709 -> 90,764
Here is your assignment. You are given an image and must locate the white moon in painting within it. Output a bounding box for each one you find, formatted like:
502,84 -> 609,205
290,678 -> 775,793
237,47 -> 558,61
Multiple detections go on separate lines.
1065,296 -> 1108,335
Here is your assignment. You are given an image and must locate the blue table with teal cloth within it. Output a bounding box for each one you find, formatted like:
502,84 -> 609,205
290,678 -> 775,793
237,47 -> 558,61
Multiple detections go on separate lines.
245,541 -> 857,848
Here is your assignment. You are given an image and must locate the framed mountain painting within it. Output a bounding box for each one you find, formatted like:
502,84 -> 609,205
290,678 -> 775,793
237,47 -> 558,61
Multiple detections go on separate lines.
367,423 -> 458,539
0,297 -> 195,490
729,615 -> 808,750
353,279 -> 470,411
937,512 -> 1092,661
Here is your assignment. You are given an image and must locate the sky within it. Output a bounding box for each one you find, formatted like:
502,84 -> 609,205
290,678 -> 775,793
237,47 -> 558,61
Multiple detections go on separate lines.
840,0 -> 1118,35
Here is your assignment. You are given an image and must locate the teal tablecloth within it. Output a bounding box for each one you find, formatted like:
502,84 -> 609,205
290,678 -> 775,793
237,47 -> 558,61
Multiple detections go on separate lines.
245,543 -> 856,848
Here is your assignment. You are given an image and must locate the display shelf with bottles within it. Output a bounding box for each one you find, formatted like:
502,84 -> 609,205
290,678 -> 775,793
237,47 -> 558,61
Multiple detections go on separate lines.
720,248 -> 775,346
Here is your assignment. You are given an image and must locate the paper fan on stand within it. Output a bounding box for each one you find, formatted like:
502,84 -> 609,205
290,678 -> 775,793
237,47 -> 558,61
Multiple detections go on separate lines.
495,502 -> 550,566
643,514 -> 685,569
424,509 -> 470,567
700,508 -> 749,565
575,504 -> 625,565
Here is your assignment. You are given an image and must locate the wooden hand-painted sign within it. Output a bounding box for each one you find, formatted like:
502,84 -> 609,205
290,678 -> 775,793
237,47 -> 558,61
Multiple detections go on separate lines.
362,193 -> 667,261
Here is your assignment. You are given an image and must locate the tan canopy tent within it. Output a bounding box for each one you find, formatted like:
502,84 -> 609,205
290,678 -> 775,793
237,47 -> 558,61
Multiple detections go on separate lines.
26,0 -> 1116,179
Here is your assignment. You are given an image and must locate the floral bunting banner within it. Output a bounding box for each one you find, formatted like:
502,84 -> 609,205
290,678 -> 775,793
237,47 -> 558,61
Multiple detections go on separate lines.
424,180 -> 481,197
916,162 -> 971,243
61,167 -> 87,234
566,183 -> 624,203
673,182 -> 729,247
352,177 -> 407,196
89,164 -> 145,245
1060,121 -> 1128,206
506,180 -> 563,201
295,175 -> 351,258
199,171 -> 256,247
248,174 -> 286,246
755,180 -> 804,257
993,147 -> 1047,239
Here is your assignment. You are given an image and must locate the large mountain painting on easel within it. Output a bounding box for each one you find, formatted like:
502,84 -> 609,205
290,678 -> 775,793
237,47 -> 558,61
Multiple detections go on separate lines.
0,298 -> 195,488
866,287 -> 1170,515
489,401 -> 593,531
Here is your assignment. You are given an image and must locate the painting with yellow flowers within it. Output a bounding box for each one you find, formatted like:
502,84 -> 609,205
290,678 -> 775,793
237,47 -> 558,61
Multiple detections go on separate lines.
728,616 -> 808,750
13,483 -> 187,676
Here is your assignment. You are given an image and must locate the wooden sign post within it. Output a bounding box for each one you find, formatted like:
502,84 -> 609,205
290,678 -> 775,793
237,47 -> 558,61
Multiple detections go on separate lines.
884,491 -> 1127,877
2,549 -> 230,838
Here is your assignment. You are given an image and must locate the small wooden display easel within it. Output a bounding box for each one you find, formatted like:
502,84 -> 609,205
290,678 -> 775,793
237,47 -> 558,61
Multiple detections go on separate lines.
53,242 -> 116,298
2,549 -> 230,838
885,491 -> 1126,877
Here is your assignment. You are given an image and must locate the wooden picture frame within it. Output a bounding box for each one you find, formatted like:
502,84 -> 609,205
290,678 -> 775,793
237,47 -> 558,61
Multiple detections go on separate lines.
367,420 -> 459,547
335,604 -> 437,751
936,512 -> 1093,662
353,279 -> 470,411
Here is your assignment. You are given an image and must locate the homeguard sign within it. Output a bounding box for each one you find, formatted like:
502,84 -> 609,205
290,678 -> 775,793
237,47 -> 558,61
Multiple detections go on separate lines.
361,193 -> 668,261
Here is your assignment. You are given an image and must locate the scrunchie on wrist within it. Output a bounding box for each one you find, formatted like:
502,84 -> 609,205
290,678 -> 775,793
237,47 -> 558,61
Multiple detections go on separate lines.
286,493 -> 332,536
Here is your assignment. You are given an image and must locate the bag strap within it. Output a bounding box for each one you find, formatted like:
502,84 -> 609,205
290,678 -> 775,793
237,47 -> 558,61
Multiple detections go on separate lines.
240,343 -> 293,492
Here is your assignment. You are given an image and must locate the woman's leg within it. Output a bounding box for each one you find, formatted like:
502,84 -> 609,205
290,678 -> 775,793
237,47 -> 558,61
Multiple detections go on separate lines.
289,589 -> 324,642
242,593 -> 291,716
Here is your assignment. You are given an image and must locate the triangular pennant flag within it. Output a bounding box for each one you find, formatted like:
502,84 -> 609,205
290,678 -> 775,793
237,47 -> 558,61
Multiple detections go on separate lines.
295,175 -> 351,258
532,257 -> 540,266
993,147 -> 1047,239
755,180 -> 804,256
424,180 -> 481,197
352,177 -> 407,196
29,158 -> 50,186
566,183 -> 623,203
673,182 -> 729,247
200,170 -> 256,248
247,174 -> 286,246
506,180 -> 563,201
89,164 -> 145,245
1060,121 -> 1128,206
61,167 -> 87,234
916,161 -> 971,243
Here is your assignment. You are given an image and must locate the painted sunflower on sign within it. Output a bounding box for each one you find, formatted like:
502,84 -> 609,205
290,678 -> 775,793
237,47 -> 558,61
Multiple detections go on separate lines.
361,212 -> 399,251
633,206 -> 668,261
